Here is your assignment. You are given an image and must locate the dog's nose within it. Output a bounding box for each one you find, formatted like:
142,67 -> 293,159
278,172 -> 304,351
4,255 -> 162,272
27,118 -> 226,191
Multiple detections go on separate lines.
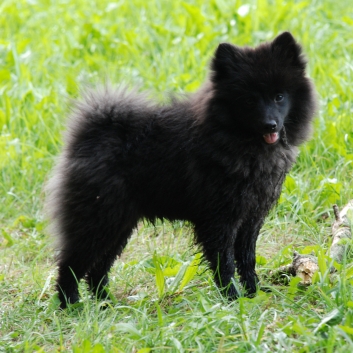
264,121 -> 277,131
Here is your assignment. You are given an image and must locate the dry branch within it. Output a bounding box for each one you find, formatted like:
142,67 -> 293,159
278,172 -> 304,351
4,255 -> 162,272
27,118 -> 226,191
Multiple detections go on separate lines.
330,201 -> 353,263
268,200 -> 352,286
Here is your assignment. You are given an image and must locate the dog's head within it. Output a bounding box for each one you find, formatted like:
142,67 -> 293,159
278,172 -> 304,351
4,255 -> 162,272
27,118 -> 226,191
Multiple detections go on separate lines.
209,32 -> 317,146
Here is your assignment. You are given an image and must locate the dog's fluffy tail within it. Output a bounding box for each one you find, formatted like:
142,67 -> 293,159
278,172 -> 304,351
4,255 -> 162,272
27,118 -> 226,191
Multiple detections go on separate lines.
65,86 -> 155,139
44,86 -> 155,249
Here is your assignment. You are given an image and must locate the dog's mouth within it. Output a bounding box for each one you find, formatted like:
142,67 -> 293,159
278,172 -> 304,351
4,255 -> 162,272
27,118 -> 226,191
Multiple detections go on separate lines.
263,132 -> 279,144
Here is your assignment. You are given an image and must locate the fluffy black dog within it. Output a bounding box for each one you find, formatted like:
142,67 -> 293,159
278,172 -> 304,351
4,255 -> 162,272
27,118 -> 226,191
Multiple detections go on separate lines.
46,32 -> 317,308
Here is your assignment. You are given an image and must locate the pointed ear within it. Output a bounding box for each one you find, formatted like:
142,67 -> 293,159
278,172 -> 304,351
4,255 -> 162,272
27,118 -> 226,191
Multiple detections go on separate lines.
214,43 -> 238,61
271,32 -> 306,69
212,43 -> 242,81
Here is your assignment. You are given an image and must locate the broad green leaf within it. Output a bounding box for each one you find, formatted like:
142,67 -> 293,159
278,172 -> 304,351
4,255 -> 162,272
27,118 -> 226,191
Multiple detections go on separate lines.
179,253 -> 202,291
338,325 -> 353,335
152,253 -> 165,298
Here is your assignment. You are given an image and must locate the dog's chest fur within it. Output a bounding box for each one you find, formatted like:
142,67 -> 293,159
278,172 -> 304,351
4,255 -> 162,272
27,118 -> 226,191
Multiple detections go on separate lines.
189,137 -> 297,222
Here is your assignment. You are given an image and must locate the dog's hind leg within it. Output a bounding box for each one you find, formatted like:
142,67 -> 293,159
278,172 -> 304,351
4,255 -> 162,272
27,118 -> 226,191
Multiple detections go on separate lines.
56,221 -> 136,308
84,228 -> 134,300
56,246 -> 95,308
54,185 -> 139,308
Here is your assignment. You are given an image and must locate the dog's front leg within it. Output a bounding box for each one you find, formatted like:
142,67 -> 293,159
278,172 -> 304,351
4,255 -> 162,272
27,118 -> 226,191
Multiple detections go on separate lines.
194,222 -> 239,299
233,219 -> 263,296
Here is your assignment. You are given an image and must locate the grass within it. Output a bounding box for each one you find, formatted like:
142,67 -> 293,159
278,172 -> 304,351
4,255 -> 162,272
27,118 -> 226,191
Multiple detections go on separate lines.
1,0 -> 353,351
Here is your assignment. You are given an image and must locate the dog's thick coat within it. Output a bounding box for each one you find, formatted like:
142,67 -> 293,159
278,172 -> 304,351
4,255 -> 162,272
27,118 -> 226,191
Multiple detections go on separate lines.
46,32 -> 317,308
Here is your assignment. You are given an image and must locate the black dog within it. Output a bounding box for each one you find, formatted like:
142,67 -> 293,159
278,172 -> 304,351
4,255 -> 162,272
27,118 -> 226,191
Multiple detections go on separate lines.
46,32 -> 317,308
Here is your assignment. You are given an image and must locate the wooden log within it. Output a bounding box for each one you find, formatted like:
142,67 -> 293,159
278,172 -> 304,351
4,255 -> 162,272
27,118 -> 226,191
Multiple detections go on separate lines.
268,251 -> 318,286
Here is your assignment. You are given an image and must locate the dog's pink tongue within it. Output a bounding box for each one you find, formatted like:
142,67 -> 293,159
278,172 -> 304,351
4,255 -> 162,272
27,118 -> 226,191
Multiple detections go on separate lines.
263,132 -> 279,144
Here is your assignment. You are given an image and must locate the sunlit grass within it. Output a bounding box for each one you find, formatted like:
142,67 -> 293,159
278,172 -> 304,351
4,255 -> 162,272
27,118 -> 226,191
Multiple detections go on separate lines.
1,0 -> 353,352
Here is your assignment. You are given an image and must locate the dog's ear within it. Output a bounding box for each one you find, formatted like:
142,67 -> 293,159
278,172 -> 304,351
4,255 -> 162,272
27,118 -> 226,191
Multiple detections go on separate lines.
214,43 -> 238,60
211,43 -> 243,81
271,32 -> 306,69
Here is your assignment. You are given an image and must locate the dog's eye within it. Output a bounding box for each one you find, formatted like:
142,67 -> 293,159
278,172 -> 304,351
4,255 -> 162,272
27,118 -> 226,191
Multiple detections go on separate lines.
275,94 -> 284,102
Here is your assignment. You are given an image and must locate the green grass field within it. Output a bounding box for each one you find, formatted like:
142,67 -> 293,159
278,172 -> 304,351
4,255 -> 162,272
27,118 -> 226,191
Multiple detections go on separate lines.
1,0 -> 353,351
